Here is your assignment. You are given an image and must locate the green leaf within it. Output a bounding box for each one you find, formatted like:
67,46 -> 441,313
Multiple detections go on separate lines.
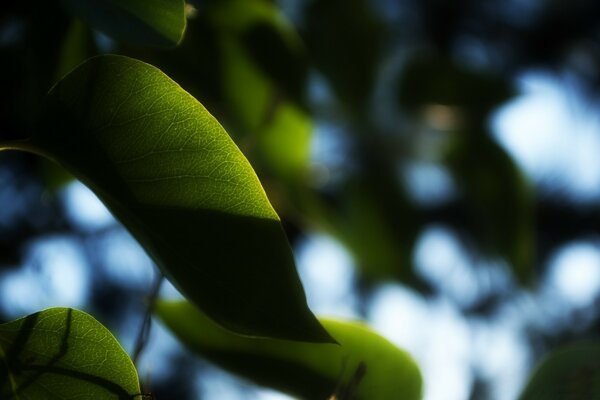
219,33 -> 312,181
302,0 -> 385,116
62,0 -> 186,47
211,0 -> 312,181
0,308 -> 141,399
210,0 -> 308,108
396,54 -> 515,117
519,342 -> 600,400
446,131 -> 534,284
156,300 -> 423,400
57,19 -> 97,81
34,54 -> 330,343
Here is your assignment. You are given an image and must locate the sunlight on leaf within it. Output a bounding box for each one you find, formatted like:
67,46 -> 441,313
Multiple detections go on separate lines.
0,308 -> 140,399
157,300 -> 423,400
35,55 -> 330,343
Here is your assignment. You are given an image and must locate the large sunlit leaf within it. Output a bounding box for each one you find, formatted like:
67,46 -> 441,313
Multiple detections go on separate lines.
0,308 -> 141,399
62,0 -> 186,47
519,342 -> 600,400
32,55 -> 331,343
157,300 -> 423,400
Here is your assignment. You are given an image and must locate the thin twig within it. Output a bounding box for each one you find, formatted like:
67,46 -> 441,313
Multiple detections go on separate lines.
132,273 -> 164,365
328,362 -> 367,400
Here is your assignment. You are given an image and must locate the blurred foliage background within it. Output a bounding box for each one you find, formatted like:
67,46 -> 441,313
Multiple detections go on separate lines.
2,0 -> 600,399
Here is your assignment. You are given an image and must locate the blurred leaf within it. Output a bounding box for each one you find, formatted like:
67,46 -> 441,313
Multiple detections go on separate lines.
56,19 -> 97,79
0,308 -> 140,399
157,300 -> 423,400
301,143 -> 423,287
241,22 -> 307,107
396,54 -> 532,283
210,0 -> 311,181
302,0 -> 385,115
519,342 -> 600,400
210,0 -> 308,107
397,54 -> 515,118
62,0 -> 186,47
219,36 -> 312,181
31,55 -> 331,343
306,185 -> 415,283
446,132 -> 534,284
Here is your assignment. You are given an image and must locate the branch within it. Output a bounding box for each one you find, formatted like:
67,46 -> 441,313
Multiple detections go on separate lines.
132,272 -> 164,365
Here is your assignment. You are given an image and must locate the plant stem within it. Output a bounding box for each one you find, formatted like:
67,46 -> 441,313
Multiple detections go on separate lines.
132,272 -> 164,365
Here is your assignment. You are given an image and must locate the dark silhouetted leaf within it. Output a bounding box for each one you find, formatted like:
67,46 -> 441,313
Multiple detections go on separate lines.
0,308 -> 140,399
446,131 -> 534,284
519,342 -> 600,400
31,55 -> 331,343
302,0 -> 385,115
305,184 -> 416,284
219,34 -> 312,181
56,19 -> 97,80
396,54 -> 515,118
62,0 -> 186,47
156,300 -> 423,400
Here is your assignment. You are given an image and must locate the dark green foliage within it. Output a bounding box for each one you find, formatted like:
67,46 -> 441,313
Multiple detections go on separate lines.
62,0 -> 186,47
2,0 -> 600,399
519,342 -> 600,400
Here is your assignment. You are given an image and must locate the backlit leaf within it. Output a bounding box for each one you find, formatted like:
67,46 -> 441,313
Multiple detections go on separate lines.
34,55 -> 331,343
0,308 -> 141,399
157,300 -> 423,400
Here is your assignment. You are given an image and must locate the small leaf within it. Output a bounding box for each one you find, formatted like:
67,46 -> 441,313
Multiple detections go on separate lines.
0,308 -> 140,399
157,300 -> 423,400
519,342 -> 600,400
35,55 -> 330,343
62,0 -> 186,47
